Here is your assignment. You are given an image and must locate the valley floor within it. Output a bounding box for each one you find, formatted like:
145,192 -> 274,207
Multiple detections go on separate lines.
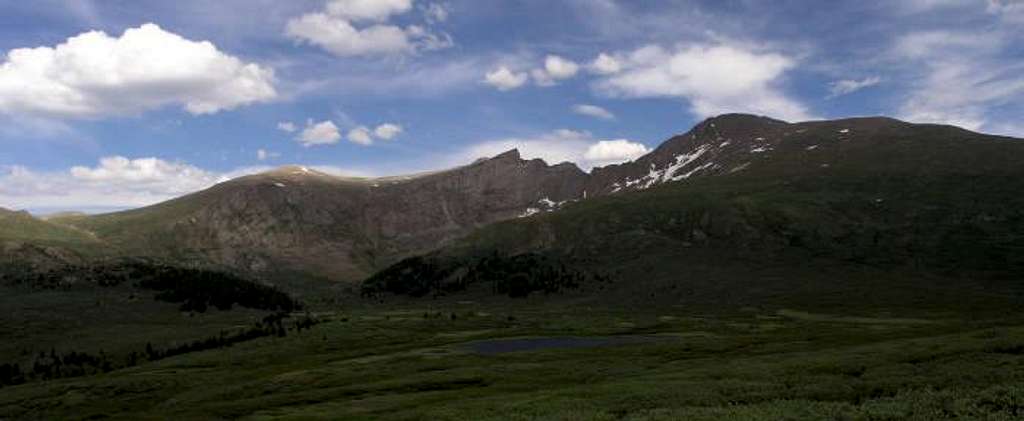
2,300 -> 1023,420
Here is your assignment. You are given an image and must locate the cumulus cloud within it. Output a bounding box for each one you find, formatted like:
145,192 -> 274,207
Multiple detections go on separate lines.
483,66 -> 528,91
298,120 -> 342,146
0,23 -> 276,119
0,157 -> 269,211
531,55 -> 580,86
583,139 -> 650,167
828,76 -> 881,98
373,123 -> 403,140
572,104 -> 616,120
285,0 -> 451,57
277,121 -> 297,133
456,129 -> 648,170
594,43 -> 813,122
589,53 -> 622,75
345,122 -> 402,145
347,126 -> 374,145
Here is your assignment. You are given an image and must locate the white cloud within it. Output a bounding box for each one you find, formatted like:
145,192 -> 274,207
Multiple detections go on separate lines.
828,76 -> 881,98
893,31 -> 999,59
594,43 -> 813,122
373,123 -> 403,140
421,2 -> 450,24
347,123 -> 402,145
589,53 -> 622,75
0,157 -> 274,212
298,120 -> 342,146
892,30 -> 1024,132
277,121 -> 297,133
256,149 -> 280,161
347,126 -> 374,145
0,23 -> 276,119
484,66 -> 528,91
543,55 -> 580,79
988,0 -> 1024,22
285,0 -> 450,57
583,139 -> 650,166
285,13 -> 412,56
404,25 -> 454,51
572,104 -> 615,120
531,55 -> 579,86
325,0 -> 412,21
455,129 -> 648,170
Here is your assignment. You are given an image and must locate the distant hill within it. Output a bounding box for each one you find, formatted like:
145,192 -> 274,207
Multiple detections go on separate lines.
0,207 -> 98,249
363,114 -> 1024,309
0,208 -> 99,275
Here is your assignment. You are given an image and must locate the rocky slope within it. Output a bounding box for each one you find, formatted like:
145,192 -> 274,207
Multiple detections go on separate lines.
364,115 -> 1024,303
26,113 -> 1024,283
50,151 -> 587,281
585,113 -> 1020,195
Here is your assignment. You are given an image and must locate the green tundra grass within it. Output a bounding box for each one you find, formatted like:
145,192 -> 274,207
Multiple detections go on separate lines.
2,297 -> 1022,420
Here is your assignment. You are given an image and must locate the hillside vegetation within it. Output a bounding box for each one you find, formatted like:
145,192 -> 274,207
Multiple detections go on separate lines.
364,116 -> 1024,312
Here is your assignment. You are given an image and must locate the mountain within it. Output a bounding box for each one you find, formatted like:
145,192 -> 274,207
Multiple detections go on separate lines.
0,208 -> 96,276
49,152 -> 587,281
364,114 -> 1024,308
19,113 -> 1024,288
586,113 -> 1021,194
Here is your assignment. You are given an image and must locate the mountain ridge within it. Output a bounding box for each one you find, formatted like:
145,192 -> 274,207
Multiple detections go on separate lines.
16,113 -> 1024,284
45,147 -> 589,281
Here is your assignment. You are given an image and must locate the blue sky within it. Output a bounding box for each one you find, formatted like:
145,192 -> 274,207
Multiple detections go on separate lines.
1,0 -> 1023,212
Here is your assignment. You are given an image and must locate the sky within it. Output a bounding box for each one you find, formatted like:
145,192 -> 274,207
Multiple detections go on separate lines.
1,0 -> 1023,213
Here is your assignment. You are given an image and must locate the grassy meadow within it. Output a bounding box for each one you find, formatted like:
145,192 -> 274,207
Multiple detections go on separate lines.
2,295 -> 1023,420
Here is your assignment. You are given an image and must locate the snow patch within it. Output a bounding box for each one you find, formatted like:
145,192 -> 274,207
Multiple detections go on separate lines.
730,162 -> 751,173
838,129 -> 850,134
519,207 -> 541,218
679,162 -> 715,179
750,146 -> 772,153
719,141 -> 731,148
805,145 -> 819,151
538,197 -> 558,207
274,182 -> 286,188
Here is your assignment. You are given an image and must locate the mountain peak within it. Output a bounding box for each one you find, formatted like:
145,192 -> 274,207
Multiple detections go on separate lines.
491,149 -> 522,161
265,165 -> 330,178
701,113 -> 790,130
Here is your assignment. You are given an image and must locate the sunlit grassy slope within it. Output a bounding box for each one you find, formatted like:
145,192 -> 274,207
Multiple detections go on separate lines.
0,208 -> 99,250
